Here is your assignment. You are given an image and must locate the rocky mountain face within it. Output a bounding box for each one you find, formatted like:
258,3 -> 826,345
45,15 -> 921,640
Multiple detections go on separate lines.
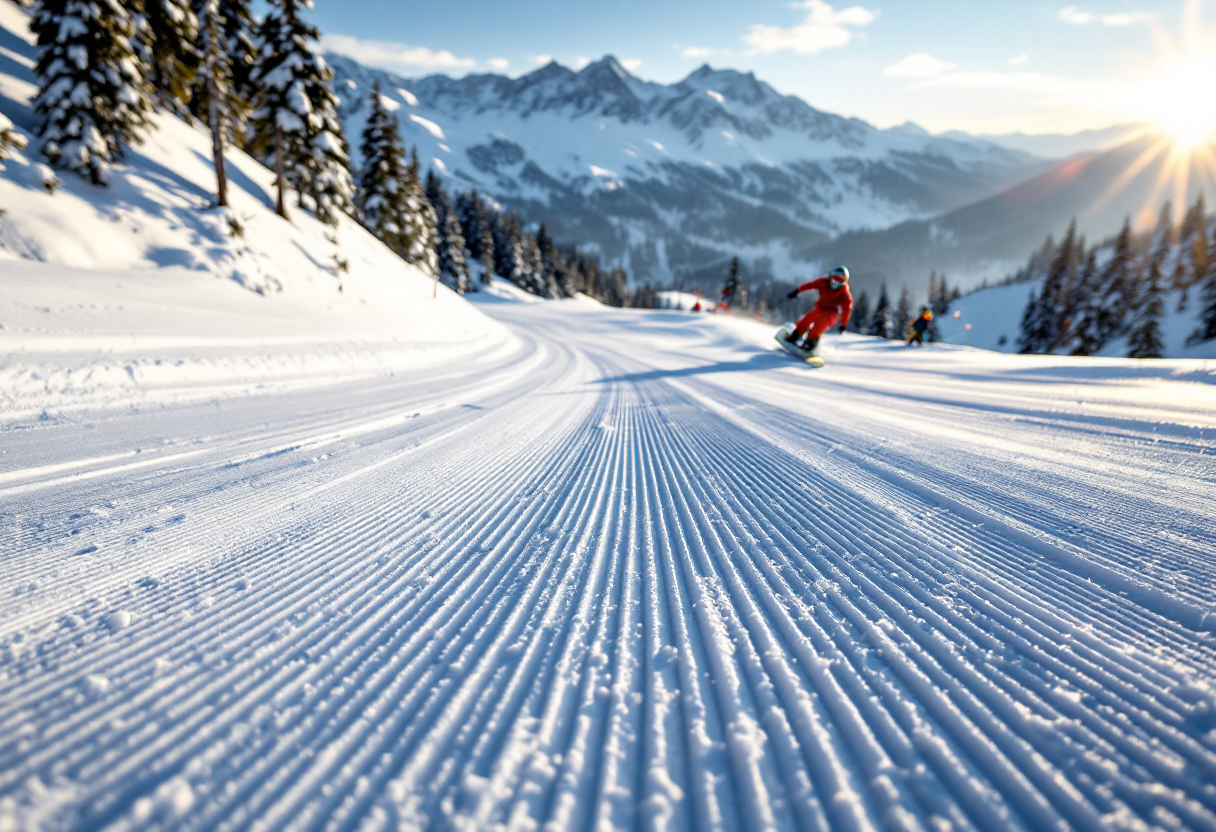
327,54 -> 1048,289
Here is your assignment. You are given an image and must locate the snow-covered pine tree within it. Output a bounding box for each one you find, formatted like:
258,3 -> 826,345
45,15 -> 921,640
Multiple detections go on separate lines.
249,0 -> 354,224
520,230 -> 553,297
1188,226 -> 1216,345
422,170 -> 467,290
1098,218 -> 1136,343
1069,251 -> 1103,355
849,290 -> 870,333
456,190 -> 496,284
32,0 -> 151,185
131,0 -> 198,113
401,148 -> 438,274
190,0 -> 254,145
536,223 -> 572,298
493,211 -> 542,291
867,283 -> 892,338
1017,288 -> 1040,353
424,169 -> 448,224
1126,255 -> 1165,359
357,83 -> 407,254
1032,219 -> 1081,353
435,209 -> 469,294
894,284 -> 912,340
0,112 -> 27,167
196,0 -> 241,206
1175,195 -> 1207,309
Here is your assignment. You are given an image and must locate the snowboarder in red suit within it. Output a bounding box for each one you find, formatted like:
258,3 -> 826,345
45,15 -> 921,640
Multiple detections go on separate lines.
785,265 -> 853,353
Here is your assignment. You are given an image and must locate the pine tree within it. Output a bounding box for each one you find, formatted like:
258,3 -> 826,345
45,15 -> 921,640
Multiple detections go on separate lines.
436,209 -> 469,293
400,149 -> 437,273
249,0 -> 354,224
456,189 -> 495,284
1017,288 -> 1039,353
868,283 -> 892,338
520,230 -> 552,297
721,257 -> 740,308
849,290 -> 870,333
1175,195 -> 1207,309
424,169 -> 449,224
132,0 -> 198,113
0,113 -> 27,168
357,84 -> 407,252
894,284 -> 912,340
189,0 -> 254,145
929,274 -> 951,342
1126,256 -> 1165,359
1098,218 -> 1136,343
1069,251 -> 1103,356
424,174 -> 468,293
1033,219 -> 1081,353
196,0 -> 239,206
493,210 -> 529,290
32,0 -> 151,185
1188,227 -> 1216,345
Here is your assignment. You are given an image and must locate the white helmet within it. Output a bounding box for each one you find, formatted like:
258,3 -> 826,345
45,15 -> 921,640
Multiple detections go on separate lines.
828,265 -> 849,288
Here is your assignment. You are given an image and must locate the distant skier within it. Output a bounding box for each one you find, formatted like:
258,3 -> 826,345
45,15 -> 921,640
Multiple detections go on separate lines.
719,257 -> 741,312
783,266 -> 853,354
906,305 -> 933,346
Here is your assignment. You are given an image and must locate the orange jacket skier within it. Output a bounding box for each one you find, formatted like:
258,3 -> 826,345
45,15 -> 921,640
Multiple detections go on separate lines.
784,266 -> 853,353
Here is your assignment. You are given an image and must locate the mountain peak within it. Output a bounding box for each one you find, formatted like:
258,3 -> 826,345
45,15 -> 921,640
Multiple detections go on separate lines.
581,55 -> 630,77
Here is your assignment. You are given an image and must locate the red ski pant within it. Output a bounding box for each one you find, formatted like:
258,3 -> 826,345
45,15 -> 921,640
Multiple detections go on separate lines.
791,308 -> 838,340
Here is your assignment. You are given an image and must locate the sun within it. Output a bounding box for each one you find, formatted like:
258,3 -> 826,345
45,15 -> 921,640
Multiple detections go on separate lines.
1145,54 -> 1216,150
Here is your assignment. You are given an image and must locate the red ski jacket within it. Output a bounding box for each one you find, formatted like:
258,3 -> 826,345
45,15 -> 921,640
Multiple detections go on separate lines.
794,277 -> 853,329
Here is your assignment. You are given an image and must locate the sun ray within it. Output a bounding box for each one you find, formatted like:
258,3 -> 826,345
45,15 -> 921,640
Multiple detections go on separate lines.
1092,136 -> 1171,220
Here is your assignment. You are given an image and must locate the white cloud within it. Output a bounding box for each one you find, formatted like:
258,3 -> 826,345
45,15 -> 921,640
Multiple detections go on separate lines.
1059,6 -> 1094,24
681,46 -> 715,58
902,68 -> 1125,113
1059,6 -> 1150,26
321,34 -> 475,70
743,0 -> 876,55
884,52 -> 957,79
530,54 -> 554,65
1007,54 -> 1030,66
622,58 -> 643,72
573,57 -> 591,70
487,58 -> 509,72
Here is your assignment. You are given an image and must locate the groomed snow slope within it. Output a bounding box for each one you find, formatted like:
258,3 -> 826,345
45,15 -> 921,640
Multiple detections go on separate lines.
3,299 -> 1215,831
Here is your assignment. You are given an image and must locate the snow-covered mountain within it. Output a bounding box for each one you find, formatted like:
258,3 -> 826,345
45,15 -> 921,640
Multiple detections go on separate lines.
326,54 -> 1047,285
946,123 -> 1147,160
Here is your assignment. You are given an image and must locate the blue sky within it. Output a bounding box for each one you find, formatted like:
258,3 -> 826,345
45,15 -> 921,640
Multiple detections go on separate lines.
313,1 -> 1216,136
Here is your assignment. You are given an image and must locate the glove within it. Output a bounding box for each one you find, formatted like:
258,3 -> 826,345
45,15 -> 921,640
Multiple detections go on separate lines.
785,289 -> 799,300
838,322 -> 849,333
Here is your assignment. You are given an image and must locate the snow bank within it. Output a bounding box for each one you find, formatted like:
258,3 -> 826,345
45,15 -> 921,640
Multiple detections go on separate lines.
938,280 -> 1216,359
0,3 -> 510,421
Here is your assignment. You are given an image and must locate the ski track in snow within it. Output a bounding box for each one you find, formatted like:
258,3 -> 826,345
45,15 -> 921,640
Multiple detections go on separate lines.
2,304 -> 1216,831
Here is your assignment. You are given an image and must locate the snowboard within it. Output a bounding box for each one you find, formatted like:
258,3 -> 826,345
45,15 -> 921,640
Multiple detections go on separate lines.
774,326 -> 826,367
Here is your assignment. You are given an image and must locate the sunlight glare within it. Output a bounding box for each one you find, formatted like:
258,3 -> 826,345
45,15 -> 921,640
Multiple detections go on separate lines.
1144,53 -> 1216,151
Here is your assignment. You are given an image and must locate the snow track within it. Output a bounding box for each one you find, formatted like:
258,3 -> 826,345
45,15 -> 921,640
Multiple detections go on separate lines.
2,303 -> 1215,831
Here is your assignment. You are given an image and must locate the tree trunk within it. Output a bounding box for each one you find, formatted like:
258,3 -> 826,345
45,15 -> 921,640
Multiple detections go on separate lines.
275,125 -> 289,220
208,75 -> 228,208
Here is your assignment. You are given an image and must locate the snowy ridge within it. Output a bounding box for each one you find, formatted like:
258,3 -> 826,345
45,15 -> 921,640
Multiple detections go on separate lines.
325,54 -> 1045,286
3,302 -> 1214,830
